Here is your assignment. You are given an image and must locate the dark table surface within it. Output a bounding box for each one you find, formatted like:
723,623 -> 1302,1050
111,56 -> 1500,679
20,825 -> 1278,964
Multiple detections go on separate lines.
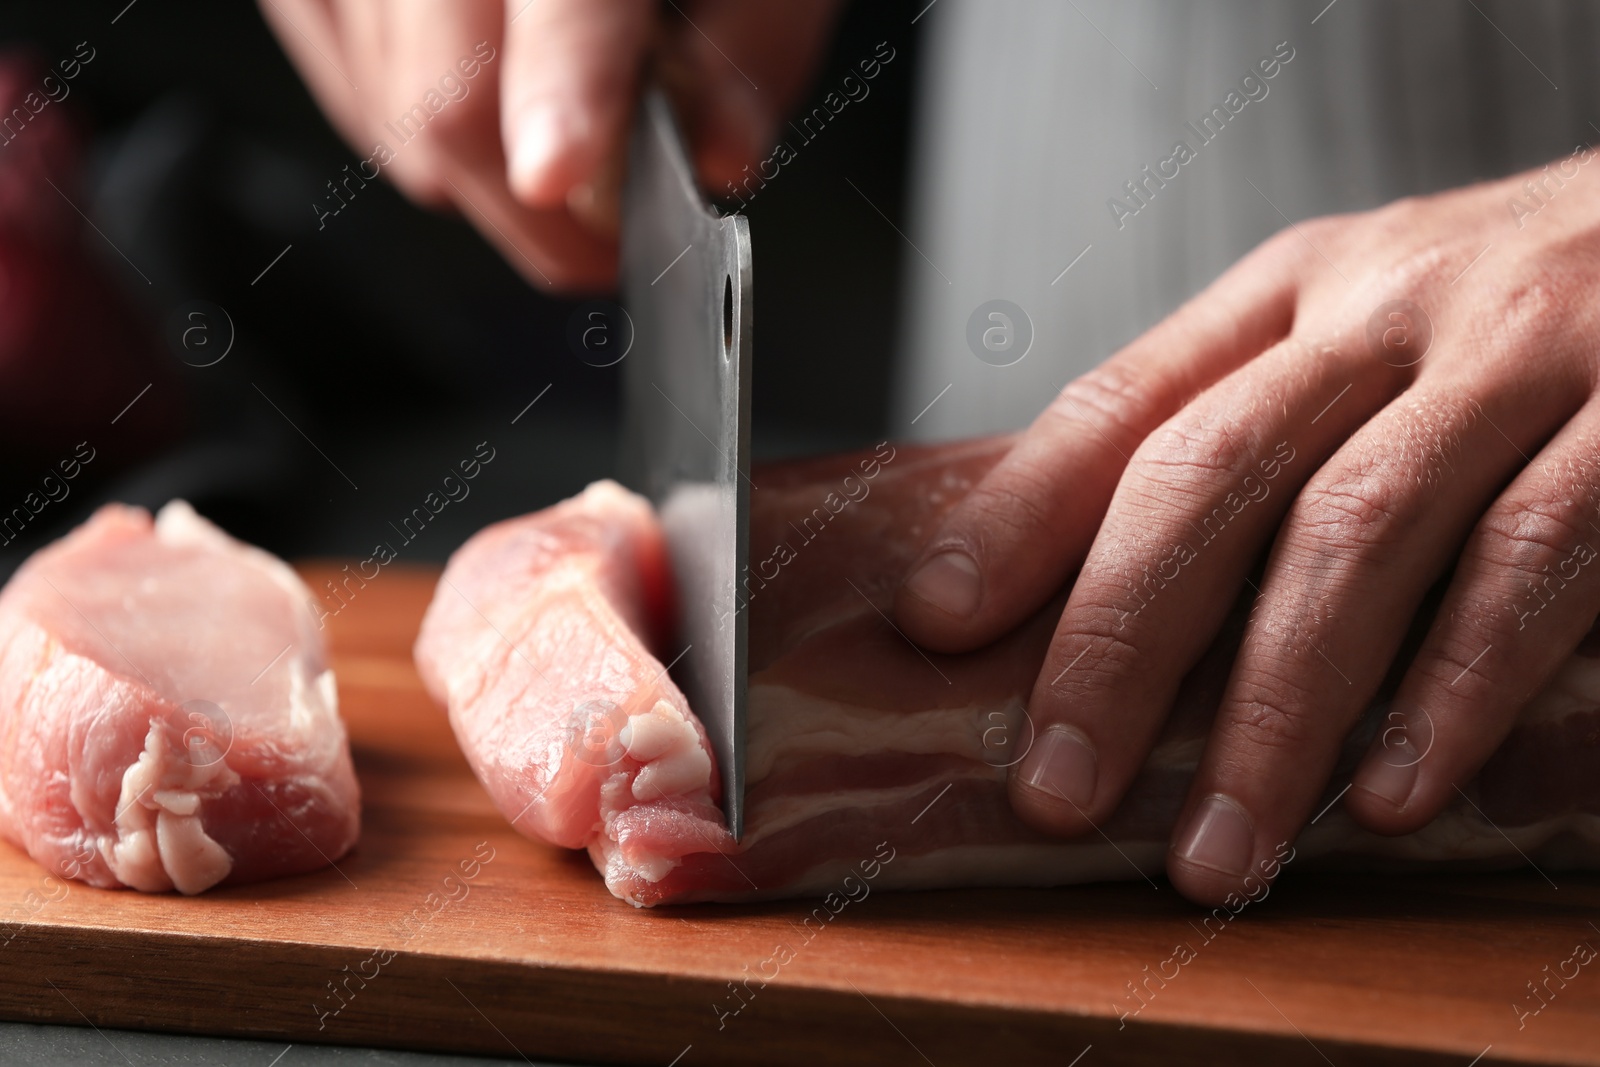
0,1021 -> 581,1066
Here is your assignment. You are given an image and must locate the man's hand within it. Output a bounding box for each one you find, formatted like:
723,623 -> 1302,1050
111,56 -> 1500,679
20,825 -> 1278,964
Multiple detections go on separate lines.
259,0 -> 840,291
893,152 -> 1600,905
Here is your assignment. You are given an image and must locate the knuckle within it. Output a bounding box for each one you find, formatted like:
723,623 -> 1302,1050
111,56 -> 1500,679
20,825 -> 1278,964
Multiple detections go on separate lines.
1343,256 -> 1450,346
1371,243 -> 1453,298
1051,360 -> 1155,450
1217,600 -> 1361,758
1401,488 -> 1600,705
1226,676 -> 1317,757
1285,396 -> 1476,559
1288,468 -> 1412,556
1474,496 -> 1594,572
1137,415 -> 1254,482
1430,595 -> 1532,667
1384,393 -> 1476,489
1407,641 -> 1496,698
1458,491 -> 1600,638
1487,269 -> 1568,350
1049,609 -> 1149,693
961,465 -> 1058,547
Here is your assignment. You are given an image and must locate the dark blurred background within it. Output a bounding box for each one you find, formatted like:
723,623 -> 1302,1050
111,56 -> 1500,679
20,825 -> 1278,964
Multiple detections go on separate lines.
0,0 -> 920,576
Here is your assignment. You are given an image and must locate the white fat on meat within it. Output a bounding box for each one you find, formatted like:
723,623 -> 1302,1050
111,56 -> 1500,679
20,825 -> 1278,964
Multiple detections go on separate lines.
110,719 -> 239,893
622,700 -> 712,802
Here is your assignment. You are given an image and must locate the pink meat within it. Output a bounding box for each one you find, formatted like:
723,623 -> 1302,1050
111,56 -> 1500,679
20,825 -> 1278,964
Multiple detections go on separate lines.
417,441 -> 1600,906
0,502 -> 359,893
415,483 -> 727,878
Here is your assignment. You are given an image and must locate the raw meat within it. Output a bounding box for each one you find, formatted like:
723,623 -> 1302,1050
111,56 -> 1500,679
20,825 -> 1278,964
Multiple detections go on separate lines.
416,440 -> 1600,906
0,502 -> 359,893
413,483 -> 717,861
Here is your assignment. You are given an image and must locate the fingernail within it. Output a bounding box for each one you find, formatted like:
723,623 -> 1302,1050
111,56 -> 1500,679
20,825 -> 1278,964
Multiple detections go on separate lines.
510,106 -> 568,199
1354,739 -> 1419,808
1018,725 -> 1098,811
903,551 -> 981,618
1173,795 -> 1255,877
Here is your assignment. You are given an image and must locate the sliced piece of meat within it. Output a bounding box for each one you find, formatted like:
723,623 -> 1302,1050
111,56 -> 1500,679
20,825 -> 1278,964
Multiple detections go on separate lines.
417,442 -> 1600,906
0,501 -> 359,893
415,483 -> 727,875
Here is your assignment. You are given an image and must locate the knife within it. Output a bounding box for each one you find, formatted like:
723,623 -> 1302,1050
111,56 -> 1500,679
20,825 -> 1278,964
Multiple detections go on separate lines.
618,89 -> 752,841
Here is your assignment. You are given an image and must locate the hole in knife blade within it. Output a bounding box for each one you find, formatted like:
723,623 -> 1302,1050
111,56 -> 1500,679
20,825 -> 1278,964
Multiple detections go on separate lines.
721,273 -> 733,361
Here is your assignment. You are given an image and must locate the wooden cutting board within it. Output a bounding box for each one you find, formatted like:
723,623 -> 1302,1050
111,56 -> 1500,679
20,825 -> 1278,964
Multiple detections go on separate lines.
0,563 -> 1595,1066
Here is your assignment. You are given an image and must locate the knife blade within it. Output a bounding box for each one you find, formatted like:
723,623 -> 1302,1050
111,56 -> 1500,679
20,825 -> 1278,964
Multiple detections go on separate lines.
619,89 -> 752,841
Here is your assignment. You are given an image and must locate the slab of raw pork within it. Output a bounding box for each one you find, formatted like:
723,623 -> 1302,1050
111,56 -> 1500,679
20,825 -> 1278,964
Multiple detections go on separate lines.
0,502 -> 359,893
416,440 -> 1600,906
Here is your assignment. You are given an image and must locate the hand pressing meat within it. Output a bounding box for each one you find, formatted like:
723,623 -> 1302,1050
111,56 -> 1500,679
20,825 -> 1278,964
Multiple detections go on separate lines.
0,502 -> 359,894
416,441 -> 1600,907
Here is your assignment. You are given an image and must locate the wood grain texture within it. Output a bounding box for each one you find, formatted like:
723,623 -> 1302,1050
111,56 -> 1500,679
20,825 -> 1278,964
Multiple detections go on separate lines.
0,563 -> 1594,1066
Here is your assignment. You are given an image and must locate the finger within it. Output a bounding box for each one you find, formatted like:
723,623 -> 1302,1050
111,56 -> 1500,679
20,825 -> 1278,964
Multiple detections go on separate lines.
894,232 -> 1302,655
660,0 -> 845,189
1167,370 -> 1583,906
1006,329 -> 1402,840
501,0 -> 653,207
268,0 -> 614,288
1347,398 -> 1600,835
379,0 -> 503,205
327,0 -> 388,129
384,2 -> 615,290
258,0 -> 367,147
440,156 -> 618,291
320,0 -> 439,206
